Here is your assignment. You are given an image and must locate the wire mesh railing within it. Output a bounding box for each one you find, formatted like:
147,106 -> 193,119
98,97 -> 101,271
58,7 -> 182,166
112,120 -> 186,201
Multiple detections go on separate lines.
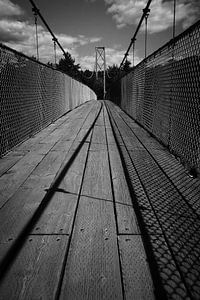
0,43 -> 96,157
109,20 -> 200,175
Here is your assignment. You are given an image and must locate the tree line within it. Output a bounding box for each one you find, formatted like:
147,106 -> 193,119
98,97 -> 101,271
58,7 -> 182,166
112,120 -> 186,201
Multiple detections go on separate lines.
51,51 -> 133,99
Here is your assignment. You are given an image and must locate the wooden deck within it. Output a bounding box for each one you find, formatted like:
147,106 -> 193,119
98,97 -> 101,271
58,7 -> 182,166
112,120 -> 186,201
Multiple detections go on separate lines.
0,100 -> 199,299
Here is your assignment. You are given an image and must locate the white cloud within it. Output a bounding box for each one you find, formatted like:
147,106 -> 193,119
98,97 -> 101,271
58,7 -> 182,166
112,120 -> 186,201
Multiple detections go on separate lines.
0,11 -> 102,65
0,0 -> 23,17
105,0 -> 200,33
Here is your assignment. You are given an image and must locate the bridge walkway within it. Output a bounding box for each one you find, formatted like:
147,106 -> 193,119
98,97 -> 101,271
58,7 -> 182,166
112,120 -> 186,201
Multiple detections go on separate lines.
0,100 -> 199,299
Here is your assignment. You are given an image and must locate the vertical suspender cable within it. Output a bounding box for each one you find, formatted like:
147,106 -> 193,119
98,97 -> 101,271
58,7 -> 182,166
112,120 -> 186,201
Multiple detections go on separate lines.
53,38 -> 57,66
29,0 -> 67,58
172,0 -> 176,39
33,8 -> 39,60
144,9 -> 150,59
132,39 -> 136,67
103,48 -> 106,99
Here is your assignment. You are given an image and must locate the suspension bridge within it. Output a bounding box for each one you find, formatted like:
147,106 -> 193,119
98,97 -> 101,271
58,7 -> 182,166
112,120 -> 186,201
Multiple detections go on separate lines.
0,0 -> 200,299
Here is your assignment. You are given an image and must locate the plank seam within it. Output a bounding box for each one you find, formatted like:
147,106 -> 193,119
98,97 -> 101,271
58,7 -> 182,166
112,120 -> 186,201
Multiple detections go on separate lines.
54,102 -> 103,300
0,103 -> 101,282
105,101 -> 168,300
103,101 -> 125,300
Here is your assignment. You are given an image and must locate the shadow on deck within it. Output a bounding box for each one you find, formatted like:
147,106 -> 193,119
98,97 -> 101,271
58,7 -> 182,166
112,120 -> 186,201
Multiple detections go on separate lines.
0,100 -> 199,299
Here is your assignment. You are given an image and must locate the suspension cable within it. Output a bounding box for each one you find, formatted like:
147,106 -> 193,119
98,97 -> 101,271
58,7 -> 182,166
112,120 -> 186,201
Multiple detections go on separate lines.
119,0 -> 153,69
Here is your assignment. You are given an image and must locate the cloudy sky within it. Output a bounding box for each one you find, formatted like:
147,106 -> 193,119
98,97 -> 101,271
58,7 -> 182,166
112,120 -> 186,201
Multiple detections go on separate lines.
0,0 -> 199,69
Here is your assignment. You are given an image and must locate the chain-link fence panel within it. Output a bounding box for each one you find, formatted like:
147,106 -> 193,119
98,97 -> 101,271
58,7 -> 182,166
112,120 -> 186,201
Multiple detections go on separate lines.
113,20 -> 200,174
170,24 -> 200,170
0,44 -> 96,157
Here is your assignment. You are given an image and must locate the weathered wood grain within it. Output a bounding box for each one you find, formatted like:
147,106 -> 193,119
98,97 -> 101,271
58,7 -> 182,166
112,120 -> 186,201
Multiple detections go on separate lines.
89,143 -> 107,151
31,193 -> 78,234
106,127 -> 117,145
108,150 -> 124,179
58,143 -> 89,195
0,154 -> 23,177
95,109 -> 104,126
75,106 -> 98,142
0,152 -> 44,209
82,150 -> 112,200
108,148 -> 139,233
0,235 -> 69,300
103,105 -> 111,128
30,151 -> 66,177
116,203 -> 139,234
60,196 -> 123,300
118,235 -> 155,300
113,176 -> 132,205
0,185 -> 47,246
92,125 -> 107,144
51,140 -> 74,152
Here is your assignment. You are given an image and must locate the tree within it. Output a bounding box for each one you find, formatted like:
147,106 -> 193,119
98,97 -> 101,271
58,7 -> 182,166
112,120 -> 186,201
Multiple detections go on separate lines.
122,59 -> 132,74
57,52 -> 81,80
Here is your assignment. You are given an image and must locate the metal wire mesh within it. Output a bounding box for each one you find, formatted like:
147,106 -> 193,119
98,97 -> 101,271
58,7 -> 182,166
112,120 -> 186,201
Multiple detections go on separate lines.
0,44 -> 96,157
114,20 -> 200,173
107,102 -> 200,299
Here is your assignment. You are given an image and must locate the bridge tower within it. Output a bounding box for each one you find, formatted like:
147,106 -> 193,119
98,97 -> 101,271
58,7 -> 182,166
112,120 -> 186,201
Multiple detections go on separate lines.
95,47 -> 106,99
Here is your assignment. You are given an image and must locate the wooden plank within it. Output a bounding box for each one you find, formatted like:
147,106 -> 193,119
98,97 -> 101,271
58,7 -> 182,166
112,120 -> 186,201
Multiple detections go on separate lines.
82,150 -> 112,200
75,104 -> 100,143
0,152 -> 44,209
118,235 -> 155,300
116,203 -> 139,234
60,119 -> 86,141
76,126 -> 92,142
109,150 -> 124,180
75,104 -> 99,140
0,147 -> 76,247
75,107 -> 97,142
15,122 -> 59,151
31,193 -> 78,234
60,196 -> 123,300
123,135 -> 144,150
0,185 -> 47,246
0,138 -> 84,257
0,154 -> 23,177
51,140 -> 74,152
29,142 -> 56,154
113,176 -> 132,205
58,143 -> 89,195
92,125 -> 106,144
0,239 -> 14,264
0,169 -> 75,261
30,151 -> 66,177
89,143 -> 107,151
103,105 -> 111,128
0,235 -> 68,299
95,109 -> 104,126
106,127 -> 118,146
108,148 -> 139,233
